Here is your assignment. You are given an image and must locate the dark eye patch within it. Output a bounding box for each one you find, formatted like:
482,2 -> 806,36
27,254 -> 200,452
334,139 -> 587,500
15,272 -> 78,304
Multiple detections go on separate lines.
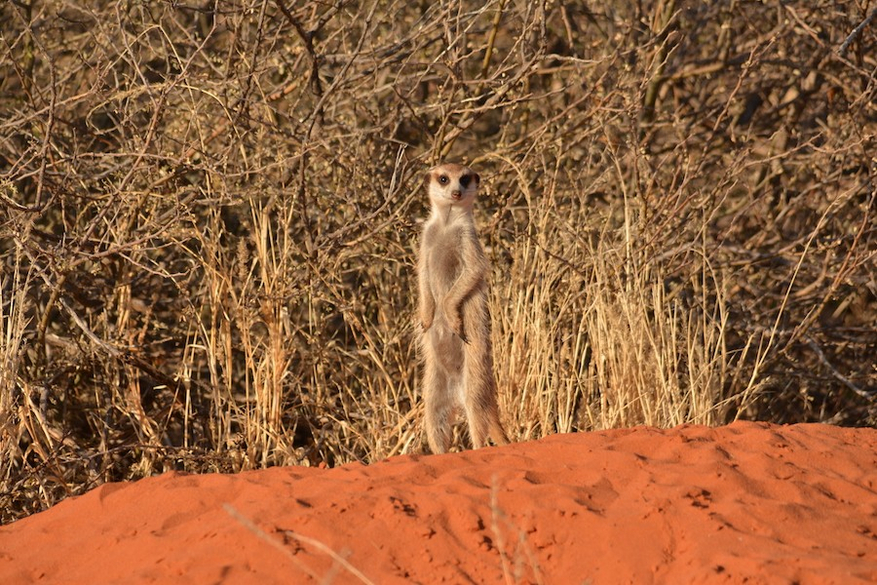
460,175 -> 472,188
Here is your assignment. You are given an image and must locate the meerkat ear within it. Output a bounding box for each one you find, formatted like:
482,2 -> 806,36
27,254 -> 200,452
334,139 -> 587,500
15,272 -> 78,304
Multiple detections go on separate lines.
423,170 -> 432,189
473,173 -> 480,186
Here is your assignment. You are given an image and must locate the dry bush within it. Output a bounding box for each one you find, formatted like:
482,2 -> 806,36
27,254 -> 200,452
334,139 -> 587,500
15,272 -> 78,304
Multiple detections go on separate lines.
1,0 -> 875,522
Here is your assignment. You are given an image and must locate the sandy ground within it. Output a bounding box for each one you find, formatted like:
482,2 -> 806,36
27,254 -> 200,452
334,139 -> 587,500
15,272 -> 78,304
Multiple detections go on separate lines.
1,421 -> 876,584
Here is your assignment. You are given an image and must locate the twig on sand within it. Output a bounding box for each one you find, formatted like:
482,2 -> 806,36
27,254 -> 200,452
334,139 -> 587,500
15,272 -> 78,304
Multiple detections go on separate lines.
224,503 -> 375,585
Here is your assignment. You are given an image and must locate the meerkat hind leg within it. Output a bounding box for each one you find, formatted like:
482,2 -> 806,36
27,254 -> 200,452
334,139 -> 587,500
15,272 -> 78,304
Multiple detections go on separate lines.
463,397 -> 489,449
423,358 -> 456,454
463,393 -> 508,448
489,414 -> 509,446
462,371 -> 506,448
462,346 -> 508,448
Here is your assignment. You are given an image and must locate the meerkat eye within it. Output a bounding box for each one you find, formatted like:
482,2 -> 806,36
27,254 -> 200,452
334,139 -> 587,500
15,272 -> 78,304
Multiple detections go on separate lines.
438,175 -> 449,185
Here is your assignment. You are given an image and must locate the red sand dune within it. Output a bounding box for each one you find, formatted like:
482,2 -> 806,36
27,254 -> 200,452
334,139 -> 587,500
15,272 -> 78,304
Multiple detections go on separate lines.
1,421 -> 876,584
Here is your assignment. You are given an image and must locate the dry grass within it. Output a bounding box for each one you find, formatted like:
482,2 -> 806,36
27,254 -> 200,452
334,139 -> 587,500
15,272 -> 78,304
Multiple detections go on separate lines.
1,0 -> 875,522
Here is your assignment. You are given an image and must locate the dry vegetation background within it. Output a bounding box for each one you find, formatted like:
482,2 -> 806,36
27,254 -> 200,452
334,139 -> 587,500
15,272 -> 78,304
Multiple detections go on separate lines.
1,0 -> 875,522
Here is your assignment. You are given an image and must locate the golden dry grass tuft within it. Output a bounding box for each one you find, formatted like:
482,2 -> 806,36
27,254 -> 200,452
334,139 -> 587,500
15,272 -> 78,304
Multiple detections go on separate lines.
1,0 -> 875,522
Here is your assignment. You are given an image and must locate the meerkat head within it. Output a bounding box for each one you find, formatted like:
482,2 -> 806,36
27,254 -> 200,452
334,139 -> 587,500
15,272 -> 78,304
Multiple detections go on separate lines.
425,163 -> 480,212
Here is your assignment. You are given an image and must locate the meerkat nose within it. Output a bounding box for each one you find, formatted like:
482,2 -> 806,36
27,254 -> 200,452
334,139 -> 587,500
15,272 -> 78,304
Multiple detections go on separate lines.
451,190 -> 462,200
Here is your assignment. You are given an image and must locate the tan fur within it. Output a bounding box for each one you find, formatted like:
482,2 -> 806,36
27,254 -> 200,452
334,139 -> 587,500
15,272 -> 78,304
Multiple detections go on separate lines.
417,163 -> 509,454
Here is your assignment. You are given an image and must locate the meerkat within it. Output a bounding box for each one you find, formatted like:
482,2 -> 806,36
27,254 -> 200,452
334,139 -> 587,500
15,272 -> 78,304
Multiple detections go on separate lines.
417,162 -> 509,454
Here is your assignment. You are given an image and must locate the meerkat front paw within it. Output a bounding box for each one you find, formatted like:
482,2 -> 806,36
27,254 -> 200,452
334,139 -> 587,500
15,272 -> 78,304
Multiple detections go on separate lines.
444,305 -> 468,343
420,299 -> 435,331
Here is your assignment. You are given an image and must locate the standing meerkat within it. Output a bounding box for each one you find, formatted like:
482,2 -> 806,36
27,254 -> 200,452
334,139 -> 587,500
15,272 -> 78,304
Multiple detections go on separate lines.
417,162 -> 509,454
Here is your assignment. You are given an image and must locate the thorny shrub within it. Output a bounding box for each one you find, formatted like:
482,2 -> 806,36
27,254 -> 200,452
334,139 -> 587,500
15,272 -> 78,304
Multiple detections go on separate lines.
1,1 -> 874,522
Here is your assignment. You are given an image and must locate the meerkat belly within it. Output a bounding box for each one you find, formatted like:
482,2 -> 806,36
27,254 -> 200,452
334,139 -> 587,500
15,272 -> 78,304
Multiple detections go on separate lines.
428,238 -> 463,316
428,324 -> 465,375
426,233 -> 466,373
